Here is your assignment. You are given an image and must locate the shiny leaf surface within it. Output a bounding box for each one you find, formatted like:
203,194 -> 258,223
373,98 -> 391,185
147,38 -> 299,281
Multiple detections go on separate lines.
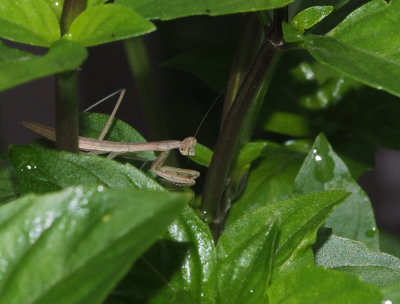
9,145 -> 163,195
213,218 -> 278,304
0,186 -> 189,304
294,134 -> 378,249
268,266 -> 383,304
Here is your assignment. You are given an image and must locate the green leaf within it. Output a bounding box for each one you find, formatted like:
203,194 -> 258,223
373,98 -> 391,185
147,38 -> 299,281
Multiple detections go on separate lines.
382,282 -> 400,303
212,219 -> 279,304
282,22 -> 303,43
79,112 -> 156,161
44,0 -> 63,21
315,233 -> 400,288
268,266 -> 383,304
0,186 -> 189,304
0,0 -> 60,46
0,158 -> 17,204
236,141 -> 268,168
329,0 -> 399,62
116,0 -> 298,20
9,145 -> 163,195
290,6 -> 334,33
0,40 -> 87,92
294,133 -> 379,249
107,206 -> 216,304
380,230 -> 400,258
226,144 -> 304,226
189,143 -> 213,167
66,4 -> 155,47
304,33 -> 400,97
261,111 -> 311,137
227,191 -> 349,278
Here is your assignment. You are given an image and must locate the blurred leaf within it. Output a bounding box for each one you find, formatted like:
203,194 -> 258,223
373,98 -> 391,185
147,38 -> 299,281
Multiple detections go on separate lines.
79,112 -> 156,161
0,158 -> 17,204
116,0 -> 299,20
382,282 -> 400,303
212,218 -> 278,304
189,143 -> 213,167
290,6 -> 334,33
294,134 -> 378,249
0,186 -> 189,304
304,34 -> 400,97
226,144 -> 304,226
315,233 -> 400,288
379,230 -> 400,258
236,141 -> 268,168
108,206 -> 216,304
0,0 -> 60,46
162,46 -> 233,92
66,4 -> 155,47
261,111 -> 311,137
227,190 -> 349,279
268,266 -> 383,304
9,145 -> 163,195
0,40 -> 87,92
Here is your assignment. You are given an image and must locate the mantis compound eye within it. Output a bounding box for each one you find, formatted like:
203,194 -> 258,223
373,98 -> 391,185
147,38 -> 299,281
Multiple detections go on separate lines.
179,137 -> 197,156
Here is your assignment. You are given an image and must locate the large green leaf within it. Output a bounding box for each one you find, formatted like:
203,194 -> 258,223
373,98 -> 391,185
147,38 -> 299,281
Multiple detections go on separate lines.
9,145 -> 163,195
226,144 -> 304,226
304,34 -> 400,97
330,0 -> 399,62
212,218 -> 278,304
227,191 -> 348,279
315,233 -> 400,288
79,112 -> 156,161
294,134 -> 378,249
107,206 -> 216,304
304,0 -> 400,99
66,4 -> 155,47
116,0 -> 296,20
268,266 -> 383,304
0,0 -> 60,46
0,40 -> 87,92
0,186 -> 189,304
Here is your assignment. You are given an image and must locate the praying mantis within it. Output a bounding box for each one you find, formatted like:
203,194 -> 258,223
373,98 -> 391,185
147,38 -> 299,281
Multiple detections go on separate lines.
20,89 -> 200,186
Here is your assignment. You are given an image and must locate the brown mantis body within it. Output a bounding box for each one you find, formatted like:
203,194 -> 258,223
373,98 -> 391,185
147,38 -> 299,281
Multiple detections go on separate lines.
20,89 -> 200,186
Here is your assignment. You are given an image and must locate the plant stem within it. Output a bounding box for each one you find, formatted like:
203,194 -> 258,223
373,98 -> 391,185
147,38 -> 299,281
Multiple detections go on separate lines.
55,0 -> 86,152
60,0 -> 86,34
220,15 -> 264,130
201,9 -> 287,239
124,37 -> 170,141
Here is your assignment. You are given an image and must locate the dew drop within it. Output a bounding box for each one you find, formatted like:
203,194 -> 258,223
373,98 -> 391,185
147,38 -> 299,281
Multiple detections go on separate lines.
97,185 -> 104,192
365,226 -> 378,237
382,300 -> 392,304
315,155 -> 322,162
55,1 -> 59,6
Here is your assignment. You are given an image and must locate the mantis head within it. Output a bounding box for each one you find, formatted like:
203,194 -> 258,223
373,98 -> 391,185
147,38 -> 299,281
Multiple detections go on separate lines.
179,137 -> 197,156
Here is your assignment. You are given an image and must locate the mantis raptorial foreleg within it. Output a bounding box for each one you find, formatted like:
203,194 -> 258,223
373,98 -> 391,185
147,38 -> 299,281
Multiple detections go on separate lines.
150,150 -> 200,186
